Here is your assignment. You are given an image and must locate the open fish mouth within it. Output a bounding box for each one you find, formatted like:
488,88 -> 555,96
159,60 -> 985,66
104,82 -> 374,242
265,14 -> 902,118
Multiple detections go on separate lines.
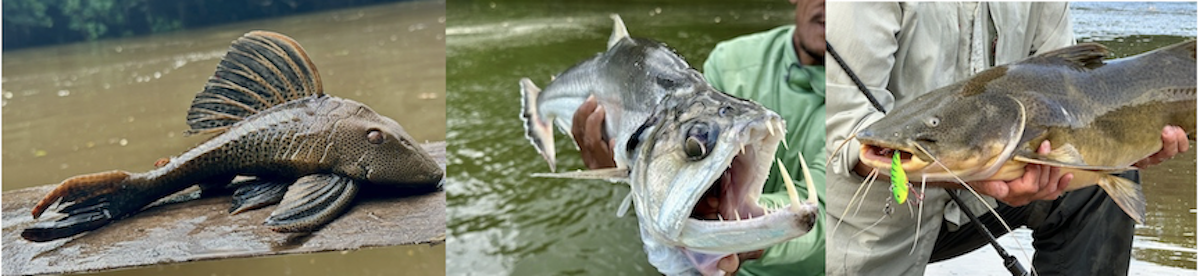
688,145 -> 767,223
857,140 -> 1020,183
859,144 -> 925,172
681,117 -> 787,238
666,117 -> 818,272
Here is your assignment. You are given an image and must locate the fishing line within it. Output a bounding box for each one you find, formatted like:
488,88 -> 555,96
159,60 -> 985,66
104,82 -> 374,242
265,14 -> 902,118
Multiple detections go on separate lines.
827,41 -> 886,113
828,41 -> 1030,276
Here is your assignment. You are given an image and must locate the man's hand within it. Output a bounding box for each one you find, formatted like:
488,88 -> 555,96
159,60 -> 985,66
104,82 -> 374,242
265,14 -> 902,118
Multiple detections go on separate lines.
972,125 -> 1189,206
968,140 -> 1072,206
571,96 -> 617,169
1135,125 -> 1190,169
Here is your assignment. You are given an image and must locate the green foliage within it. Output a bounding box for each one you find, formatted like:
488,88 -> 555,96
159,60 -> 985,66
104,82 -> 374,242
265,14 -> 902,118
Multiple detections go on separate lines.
3,0 -> 54,28
3,0 -> 400,50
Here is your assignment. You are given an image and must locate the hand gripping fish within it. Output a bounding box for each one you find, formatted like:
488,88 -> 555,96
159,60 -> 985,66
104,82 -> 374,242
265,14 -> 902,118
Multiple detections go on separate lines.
22,31 -> 445,242
520,15 -> 820,275
853,40 -> 1197,224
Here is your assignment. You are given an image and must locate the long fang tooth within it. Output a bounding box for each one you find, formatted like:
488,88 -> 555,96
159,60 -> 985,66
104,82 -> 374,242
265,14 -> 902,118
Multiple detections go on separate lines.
776,158 -> 804,212
798,153 -> 818,205
718,213 -> 724,221
766,123 -> 775,136
734,209 -> 741,221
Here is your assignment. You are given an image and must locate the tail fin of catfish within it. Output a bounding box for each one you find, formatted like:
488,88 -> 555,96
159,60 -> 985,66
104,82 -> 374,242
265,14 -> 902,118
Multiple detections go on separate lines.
24,171 -> 150,242
1096,174 -> 1146,224
520,78 -> 558,171
186,31 -> 324,136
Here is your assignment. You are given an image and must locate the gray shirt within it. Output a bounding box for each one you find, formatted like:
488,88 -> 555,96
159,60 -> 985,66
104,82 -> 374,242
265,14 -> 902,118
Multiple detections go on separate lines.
824,2 -> 1073,275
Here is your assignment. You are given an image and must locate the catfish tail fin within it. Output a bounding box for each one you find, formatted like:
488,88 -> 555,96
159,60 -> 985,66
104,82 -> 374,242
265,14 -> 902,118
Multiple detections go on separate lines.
24,171 -> 153,242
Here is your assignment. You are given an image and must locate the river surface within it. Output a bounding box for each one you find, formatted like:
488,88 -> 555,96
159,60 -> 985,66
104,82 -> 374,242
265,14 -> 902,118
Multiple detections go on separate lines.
445,0 -> 793,274
928,2 -> 1197,275
2,1 -> 446,275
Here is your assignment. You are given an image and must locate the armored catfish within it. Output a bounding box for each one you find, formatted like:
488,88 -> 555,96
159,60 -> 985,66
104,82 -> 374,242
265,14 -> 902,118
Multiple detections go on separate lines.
23,31 -> 444,242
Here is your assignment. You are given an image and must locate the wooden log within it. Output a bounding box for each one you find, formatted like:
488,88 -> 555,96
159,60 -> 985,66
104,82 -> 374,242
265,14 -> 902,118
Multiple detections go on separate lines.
2,142 -> 447,276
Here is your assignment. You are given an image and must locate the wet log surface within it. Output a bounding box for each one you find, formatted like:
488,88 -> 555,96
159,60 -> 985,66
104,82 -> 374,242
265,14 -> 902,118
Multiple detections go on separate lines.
2,142 -> 447,276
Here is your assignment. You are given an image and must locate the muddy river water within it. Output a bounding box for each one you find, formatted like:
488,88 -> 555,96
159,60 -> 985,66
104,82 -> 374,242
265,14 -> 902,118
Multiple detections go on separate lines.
3,1 -> 445,275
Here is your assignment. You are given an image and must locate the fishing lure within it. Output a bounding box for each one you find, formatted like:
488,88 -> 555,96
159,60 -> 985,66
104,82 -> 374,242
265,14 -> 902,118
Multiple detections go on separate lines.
890,151 -> 908,204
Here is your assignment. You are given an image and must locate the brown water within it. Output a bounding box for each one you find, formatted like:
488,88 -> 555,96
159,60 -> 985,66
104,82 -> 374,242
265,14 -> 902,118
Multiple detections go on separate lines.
2,1 -> 445,275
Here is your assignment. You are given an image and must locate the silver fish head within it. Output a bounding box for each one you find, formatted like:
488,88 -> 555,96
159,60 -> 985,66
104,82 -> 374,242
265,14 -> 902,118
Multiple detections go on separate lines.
628,82 -> 807,254
330,98 -> 444,187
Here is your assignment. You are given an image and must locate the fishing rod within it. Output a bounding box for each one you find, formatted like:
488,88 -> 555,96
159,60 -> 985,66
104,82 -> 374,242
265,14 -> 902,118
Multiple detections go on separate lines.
827,41 -> 1029,276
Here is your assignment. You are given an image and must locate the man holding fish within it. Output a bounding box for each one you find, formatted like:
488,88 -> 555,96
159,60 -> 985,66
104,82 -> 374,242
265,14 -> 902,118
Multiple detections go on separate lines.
572,0 -> 828,274
825,2 -> 1190,275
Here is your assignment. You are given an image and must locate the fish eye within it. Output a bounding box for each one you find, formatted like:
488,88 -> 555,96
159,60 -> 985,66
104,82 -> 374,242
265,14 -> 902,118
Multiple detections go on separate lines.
367,129 -> 385,144
684,122 -> 719,160
925,117 -> 940,127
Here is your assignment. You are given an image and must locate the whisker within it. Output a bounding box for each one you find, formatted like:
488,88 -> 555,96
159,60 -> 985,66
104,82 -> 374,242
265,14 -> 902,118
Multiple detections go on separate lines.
913,142 -> 1034,272
826,133 -> 858,167
853,169 -> 880,219
910,174 -> 928,255
833,168 -> 877,235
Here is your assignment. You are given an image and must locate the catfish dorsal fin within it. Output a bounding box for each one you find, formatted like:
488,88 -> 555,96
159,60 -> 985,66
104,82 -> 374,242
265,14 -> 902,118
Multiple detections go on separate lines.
607,14 -> 630,50
1028,43 -> 1109,70
185,31 -> 325,136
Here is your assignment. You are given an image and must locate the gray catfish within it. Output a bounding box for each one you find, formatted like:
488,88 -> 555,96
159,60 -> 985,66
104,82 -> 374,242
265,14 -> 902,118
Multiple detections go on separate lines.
853,40 -> 1196,223
23,31 -> 444,242
520,15 -> 819,275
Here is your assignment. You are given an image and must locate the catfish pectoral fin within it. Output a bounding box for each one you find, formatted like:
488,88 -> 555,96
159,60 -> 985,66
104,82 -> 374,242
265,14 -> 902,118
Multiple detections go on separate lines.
264,174 -> 358,233
1012,145 -> 1135,171
1096,174 -> 1146,224
229,178 -> 292,215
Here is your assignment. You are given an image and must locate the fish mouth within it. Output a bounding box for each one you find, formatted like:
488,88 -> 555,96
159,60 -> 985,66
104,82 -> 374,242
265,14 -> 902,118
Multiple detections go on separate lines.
666,116 -> 818,272
859,144 -> 926,172
688,141 -> 767,222
858,142 -> 1018,182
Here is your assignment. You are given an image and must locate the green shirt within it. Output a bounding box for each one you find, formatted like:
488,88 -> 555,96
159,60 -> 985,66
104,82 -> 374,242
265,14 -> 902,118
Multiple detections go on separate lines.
702,25 -> 826,276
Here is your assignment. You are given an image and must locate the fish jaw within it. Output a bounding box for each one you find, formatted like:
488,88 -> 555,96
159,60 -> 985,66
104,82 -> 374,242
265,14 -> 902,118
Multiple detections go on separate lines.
856,141 -> 1020,183
632,108 -> 813,255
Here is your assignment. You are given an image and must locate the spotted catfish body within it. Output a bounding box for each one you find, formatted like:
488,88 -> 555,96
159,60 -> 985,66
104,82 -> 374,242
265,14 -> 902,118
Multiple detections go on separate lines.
855,40 -> 1196,223
22,31 -> 443,242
